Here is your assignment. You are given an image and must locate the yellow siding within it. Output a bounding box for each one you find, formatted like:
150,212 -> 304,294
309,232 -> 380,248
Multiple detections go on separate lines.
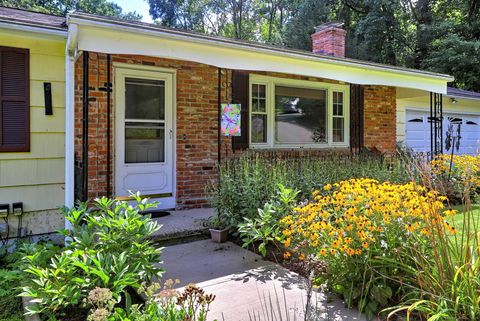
0,29 -> 66,212
397,92 -> 480,143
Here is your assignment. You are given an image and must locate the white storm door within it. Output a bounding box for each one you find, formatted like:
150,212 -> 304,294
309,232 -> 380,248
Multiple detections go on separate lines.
115,67 -> 174,208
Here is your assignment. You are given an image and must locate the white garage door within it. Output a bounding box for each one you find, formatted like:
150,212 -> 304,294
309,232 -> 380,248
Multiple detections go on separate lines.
406,110 -> 480,155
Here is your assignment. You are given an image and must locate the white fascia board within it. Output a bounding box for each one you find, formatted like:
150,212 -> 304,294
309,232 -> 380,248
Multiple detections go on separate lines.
0,21 -> 67,38
72,22 -> 450,94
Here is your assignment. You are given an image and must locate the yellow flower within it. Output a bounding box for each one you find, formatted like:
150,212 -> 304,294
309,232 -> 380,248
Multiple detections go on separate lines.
443,209 -> 458,216
283,252 -> 291,259
324,184 -> 332,191
319,248 -> 328,256
361,241 -> 369,249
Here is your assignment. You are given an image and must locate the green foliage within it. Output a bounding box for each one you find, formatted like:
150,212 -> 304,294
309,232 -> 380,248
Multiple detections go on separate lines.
207,152 -> 408,231
86,281 -> 215,321
385,158 -> 480,320
0,244 -> 25,321
21,195 -> 163,316
238,184 -> 299,256
0,0 -> 142,20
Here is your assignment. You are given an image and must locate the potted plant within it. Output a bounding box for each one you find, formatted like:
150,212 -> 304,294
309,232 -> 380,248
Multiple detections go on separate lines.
208,215 -> 229,243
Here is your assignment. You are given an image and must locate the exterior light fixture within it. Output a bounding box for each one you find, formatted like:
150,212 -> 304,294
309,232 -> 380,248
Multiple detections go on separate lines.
0,204 -> 9,218
450,98 -> 458,104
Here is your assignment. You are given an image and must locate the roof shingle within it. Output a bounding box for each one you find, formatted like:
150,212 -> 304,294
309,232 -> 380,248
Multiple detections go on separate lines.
0,6 -> 66,30
447,87 -> 480,100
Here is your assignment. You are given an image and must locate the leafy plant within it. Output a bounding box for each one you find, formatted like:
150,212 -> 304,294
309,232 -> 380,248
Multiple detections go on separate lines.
238,184 -> 299,256
0,245 -> 25,321
21,194 -> 163,316
86,280 -> 215,321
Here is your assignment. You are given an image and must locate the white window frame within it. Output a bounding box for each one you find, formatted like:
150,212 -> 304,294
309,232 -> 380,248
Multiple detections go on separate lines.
249,74 -> 350,149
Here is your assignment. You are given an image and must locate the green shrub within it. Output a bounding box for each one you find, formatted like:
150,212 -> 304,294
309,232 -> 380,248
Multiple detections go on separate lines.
21,195 -> 163,316
238,184 -> 299,256
207,151 -> 409,230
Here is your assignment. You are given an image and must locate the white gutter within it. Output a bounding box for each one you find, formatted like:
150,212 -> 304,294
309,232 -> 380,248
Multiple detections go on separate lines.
0,20 -> 67,37
67,14 -> 453,83
64,23 -> 78,232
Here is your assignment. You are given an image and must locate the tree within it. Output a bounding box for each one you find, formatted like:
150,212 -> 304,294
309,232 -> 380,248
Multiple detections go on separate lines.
283,0 -> 333,50
1,0 -> 142,20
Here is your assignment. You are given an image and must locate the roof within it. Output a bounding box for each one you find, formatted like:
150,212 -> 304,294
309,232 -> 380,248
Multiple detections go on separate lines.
68,11 -> 453,82
0,6 -> 66,31
447,87 -> 480,100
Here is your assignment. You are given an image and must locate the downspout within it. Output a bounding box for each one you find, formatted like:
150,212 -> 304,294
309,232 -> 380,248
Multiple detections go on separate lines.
106,54 -> 111,197
65,23 -> 78,231
82,51 -> 89,201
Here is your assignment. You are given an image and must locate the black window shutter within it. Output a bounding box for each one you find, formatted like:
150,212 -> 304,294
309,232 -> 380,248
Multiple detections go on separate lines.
232,71 -> 249,150
0,47 -> 30,152
350,84 -> 364,151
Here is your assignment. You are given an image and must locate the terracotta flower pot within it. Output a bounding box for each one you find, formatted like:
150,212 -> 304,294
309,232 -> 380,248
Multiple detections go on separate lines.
209,227 -> 229,243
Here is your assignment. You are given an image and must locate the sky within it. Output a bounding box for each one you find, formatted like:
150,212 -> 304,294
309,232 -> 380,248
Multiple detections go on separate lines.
111,0 -> 154,23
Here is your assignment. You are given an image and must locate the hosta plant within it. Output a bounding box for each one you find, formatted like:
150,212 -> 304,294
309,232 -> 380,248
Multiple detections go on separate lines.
21,194 -> 163,316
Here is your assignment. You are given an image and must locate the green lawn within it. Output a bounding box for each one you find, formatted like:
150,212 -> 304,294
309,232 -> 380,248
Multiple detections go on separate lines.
450,203 -> 480,230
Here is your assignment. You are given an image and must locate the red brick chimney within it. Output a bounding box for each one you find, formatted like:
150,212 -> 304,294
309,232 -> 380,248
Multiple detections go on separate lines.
311,22 -> 346,57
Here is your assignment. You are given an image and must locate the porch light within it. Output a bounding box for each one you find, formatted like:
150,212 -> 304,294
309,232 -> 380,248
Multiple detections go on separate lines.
450,98 -> 457,104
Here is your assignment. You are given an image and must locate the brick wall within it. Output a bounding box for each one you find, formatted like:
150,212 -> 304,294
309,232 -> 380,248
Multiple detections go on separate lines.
74,53 -> 396,209
75,53 -> 233,208
363,85 -> 397,154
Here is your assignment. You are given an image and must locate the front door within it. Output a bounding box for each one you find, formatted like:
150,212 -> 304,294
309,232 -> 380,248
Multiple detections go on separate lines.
115,66 -> 175,208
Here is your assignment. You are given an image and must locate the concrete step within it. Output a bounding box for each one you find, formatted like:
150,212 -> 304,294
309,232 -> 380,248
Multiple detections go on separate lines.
151,207 -> 214,243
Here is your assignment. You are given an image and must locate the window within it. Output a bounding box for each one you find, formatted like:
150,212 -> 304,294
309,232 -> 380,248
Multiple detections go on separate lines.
124,77 -> 165,163
251,84 -> 267,143
249,75 -> 349,148
0,46 -> 29,152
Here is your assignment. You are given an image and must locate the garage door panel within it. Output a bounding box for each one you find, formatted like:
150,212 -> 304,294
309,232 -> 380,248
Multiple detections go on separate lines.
405,110 -> 480,155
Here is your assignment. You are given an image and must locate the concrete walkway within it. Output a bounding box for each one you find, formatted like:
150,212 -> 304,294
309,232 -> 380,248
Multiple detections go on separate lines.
159,240 -> 365,321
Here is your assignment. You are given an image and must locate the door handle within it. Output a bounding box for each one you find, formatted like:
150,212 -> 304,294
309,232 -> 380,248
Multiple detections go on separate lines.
169,129 -> 173,139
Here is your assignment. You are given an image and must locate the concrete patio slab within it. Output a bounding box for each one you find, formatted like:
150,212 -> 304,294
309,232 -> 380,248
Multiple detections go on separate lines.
159,240 -> 366,321
152,207 -> 214,241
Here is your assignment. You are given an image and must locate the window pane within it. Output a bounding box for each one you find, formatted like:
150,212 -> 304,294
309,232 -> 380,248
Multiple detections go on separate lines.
125,122 -> 165,163
251,114 -> 267,143
333,91 -> 344,116
252,98 -> 266,113
252,84 -> 266,99
125,78 -> 165,120
252,84 -> 266,112
275,86 -> 327,144
333,117 -> 344,142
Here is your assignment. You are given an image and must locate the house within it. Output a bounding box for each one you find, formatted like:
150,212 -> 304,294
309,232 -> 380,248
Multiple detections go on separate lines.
0,7 -> 67,239
0,7 -> 479,238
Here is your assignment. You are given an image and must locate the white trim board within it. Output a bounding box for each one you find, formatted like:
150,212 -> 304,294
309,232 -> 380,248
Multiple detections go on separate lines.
68,20 -> 451,94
